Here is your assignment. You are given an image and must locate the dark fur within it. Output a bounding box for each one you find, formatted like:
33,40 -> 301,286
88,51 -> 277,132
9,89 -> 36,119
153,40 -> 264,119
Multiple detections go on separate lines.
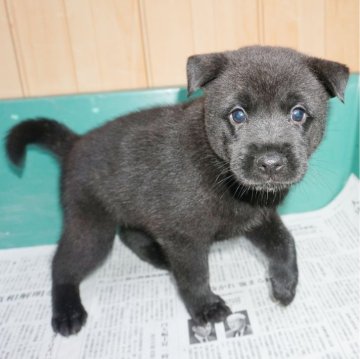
5,118 -> 79,165
5,46 -> 349,336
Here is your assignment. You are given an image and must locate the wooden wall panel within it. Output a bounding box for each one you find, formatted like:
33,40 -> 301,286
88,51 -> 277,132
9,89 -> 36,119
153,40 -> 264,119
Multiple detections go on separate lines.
262,0 -> 326,58
262,0 -> 299,47
191,0 -> 260,54
65,0 -> 147,92
325,0 -> 359,72
297,0 -> 325,58
212,0 -> 260,51
0,0 -> 358,99
139,0 -> 194,87
6,0 -> 78,97
190,0 -> 216,54
0,0 -> 23,98
141,0 -> 261,87
63,0 -> 101,93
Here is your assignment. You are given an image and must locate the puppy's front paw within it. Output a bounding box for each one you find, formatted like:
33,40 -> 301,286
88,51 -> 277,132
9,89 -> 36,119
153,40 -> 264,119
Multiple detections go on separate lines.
52,302 -> 87,337
269,264 -> 298,306
193,296 -> 231,324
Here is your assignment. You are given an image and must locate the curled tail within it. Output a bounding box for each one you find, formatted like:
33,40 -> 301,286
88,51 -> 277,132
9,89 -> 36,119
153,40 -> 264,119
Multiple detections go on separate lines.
6,118 -> 80,166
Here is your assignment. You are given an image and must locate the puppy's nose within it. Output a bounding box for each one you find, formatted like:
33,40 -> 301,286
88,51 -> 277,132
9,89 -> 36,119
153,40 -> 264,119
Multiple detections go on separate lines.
256,152 -> 286,175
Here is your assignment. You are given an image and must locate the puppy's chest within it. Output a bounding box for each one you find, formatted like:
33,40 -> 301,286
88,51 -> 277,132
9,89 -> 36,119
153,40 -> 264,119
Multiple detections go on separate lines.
213,203 -> 266,241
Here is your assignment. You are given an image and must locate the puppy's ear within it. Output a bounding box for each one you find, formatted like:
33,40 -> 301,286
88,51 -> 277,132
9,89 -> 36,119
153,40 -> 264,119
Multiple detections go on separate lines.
306,57 -> 349,102
187,53 -> 227,96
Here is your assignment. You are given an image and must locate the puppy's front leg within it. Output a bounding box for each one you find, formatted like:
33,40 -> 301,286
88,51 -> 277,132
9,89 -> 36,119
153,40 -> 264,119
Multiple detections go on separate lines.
246,213 -> 298,305
164,238 -> 231,324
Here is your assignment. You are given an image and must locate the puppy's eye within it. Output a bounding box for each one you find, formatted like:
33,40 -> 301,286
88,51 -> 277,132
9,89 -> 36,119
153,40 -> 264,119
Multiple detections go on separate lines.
229,108 -> 247,124
291,107 -> 307,123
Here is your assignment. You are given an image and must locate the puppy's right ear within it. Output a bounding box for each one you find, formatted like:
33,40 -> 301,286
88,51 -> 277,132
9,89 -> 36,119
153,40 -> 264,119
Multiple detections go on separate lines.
186,53 -> 227,96
306,57 -> 349,102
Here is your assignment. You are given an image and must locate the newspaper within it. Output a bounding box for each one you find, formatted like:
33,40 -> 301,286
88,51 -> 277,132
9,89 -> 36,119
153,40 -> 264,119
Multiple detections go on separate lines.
0,175 -> 359,359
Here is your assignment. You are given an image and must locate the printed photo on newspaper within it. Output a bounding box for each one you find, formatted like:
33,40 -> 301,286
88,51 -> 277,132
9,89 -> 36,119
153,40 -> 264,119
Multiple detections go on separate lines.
0,175 -> 359,359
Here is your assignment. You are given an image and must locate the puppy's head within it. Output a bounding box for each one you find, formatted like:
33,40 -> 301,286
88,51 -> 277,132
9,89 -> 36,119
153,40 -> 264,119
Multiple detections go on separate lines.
187,46 -> 349,192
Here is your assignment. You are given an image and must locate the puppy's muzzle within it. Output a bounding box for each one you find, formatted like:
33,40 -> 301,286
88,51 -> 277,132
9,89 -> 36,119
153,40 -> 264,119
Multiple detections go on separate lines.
256,152 -> 287,177
248,143 -> 297,183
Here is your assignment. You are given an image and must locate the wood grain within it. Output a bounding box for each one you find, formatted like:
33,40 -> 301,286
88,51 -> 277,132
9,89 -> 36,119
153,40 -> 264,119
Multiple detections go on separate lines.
262,0 -> 299,47
212,0 -> 260,51
0,0 -> 358,99
139,0 -> 194,87
0,0 -> 23,98
191,0 -> 259,54
325,0 -> 359,71
65,0 -> 147,92
297,0 -> 325,58
261,0 -> 327,58
190,0 -> 216,53
6,0 -> 78,96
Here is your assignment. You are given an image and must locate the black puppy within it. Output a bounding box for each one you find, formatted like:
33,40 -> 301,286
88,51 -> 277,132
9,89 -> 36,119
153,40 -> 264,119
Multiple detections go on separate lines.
6,46 -> 349,337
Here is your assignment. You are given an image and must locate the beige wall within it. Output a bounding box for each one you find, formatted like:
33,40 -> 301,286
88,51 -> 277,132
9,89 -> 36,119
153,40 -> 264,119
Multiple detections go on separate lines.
0,0 -> 359,99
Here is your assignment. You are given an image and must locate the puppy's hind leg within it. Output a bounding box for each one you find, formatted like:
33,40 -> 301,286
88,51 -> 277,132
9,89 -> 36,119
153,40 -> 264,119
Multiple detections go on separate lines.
119,228 -> 169,270
52,201 -> 116,336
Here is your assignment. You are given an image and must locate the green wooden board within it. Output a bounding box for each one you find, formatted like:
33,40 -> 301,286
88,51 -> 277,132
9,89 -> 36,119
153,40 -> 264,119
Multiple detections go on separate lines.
0,76 -> 359,248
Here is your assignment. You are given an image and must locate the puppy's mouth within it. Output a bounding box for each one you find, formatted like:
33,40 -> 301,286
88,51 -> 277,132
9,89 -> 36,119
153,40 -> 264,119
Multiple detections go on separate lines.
244,179 -> 295,192
216,170 -> 292,206
235,169 -> 305,193
231,147 -> 307,193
